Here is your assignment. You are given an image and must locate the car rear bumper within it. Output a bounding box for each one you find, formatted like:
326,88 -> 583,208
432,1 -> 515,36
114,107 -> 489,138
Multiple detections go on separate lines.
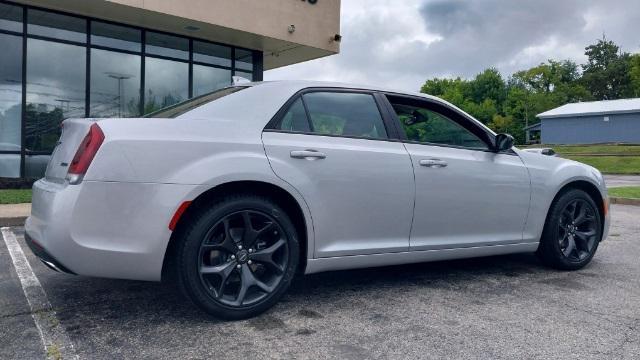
25,178 -> 200,281
24,231 -> 75,274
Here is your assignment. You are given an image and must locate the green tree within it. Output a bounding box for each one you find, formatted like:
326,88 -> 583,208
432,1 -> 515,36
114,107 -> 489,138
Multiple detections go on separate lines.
630,53 -> 640,97
581,38 -> 633,100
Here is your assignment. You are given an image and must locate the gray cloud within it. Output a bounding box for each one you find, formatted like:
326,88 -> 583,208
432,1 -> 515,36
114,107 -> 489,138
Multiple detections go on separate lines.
266,0 -> 640,92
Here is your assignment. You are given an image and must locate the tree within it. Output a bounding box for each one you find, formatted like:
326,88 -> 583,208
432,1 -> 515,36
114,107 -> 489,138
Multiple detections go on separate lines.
631,54 -> 640,97
581,38 -> 633,100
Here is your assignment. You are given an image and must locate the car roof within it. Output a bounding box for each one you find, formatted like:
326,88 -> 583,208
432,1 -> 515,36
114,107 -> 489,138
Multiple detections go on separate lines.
242,80 -> 442,101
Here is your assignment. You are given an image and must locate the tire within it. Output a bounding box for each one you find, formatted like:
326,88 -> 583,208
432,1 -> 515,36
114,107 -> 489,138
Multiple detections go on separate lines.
537,189 -> 602,270
175,194 -> 299,320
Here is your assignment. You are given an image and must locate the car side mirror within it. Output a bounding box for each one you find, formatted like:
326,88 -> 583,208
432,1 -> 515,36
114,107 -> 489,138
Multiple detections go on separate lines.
494,133 -> 514,152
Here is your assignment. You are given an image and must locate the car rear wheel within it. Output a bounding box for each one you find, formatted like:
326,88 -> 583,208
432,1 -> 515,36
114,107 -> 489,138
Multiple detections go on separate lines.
537,189 -> 602,270
176,195 -> 299,320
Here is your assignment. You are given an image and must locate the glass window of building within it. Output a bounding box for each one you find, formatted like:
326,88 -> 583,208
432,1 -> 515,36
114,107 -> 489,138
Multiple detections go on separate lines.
0,3 -> 22,33
27,9 -> 86,43
91,21 -> 141,52
235,48 -> 253,71
26,38 -> 86,153
144,57 -> 188,113
235,70 -> 253,81
0,33 -> 22,178
193,65 -> 231,97
193,41 -> 231,67
145,31 -> 188,60
90,49 -> 141,118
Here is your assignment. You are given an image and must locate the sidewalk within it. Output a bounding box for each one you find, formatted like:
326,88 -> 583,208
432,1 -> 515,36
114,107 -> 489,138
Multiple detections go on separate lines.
0,204 -> 30,227
604,175 -> 640,187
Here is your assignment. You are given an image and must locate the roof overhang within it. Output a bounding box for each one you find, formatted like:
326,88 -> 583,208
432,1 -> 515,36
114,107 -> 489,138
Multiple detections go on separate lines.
14,0 -> 341,70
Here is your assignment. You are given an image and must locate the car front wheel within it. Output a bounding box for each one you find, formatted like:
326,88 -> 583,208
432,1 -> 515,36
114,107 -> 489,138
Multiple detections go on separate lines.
176,195 -> 299,320
537,189 -> 602,270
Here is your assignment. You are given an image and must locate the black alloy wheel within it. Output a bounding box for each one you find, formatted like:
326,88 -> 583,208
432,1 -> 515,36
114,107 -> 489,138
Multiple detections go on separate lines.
176,195 -> 299,319
557,199 -> 598,261
198,210 -> 289,307
537,189 -> 602,270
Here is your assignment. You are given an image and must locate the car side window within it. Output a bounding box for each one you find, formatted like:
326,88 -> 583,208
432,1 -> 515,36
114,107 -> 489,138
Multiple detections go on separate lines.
300,92 -> 388,139
279,98 -> 311,132
388,99 -> 488,150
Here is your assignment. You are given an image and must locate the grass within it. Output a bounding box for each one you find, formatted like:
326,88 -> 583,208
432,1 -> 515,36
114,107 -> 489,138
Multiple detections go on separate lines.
548,144 -> 640,156
0,189 -> 32,204
524,144 -> 640,174
566,156 -> 640,174
609,186 -> 640,199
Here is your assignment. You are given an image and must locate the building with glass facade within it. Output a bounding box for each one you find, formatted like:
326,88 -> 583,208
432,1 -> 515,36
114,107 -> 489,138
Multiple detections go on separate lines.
0,0 -> 341,179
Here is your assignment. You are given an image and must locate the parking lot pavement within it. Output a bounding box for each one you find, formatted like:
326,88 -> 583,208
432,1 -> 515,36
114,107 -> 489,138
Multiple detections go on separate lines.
1,205 -> 639,360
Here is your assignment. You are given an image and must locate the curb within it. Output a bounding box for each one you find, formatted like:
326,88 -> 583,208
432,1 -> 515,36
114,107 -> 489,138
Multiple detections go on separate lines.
610,197 -> 640,206
0,216 -> 28,227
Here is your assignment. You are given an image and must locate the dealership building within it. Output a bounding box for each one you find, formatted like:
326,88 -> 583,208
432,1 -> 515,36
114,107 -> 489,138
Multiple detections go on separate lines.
0,0 -> 341,179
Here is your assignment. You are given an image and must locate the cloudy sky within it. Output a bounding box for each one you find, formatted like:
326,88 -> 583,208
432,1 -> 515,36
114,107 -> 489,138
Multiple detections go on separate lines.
265,0 -> 640,92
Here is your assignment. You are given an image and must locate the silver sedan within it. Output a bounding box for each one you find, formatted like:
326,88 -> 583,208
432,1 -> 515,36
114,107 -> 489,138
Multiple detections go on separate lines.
26,81 -> 610,319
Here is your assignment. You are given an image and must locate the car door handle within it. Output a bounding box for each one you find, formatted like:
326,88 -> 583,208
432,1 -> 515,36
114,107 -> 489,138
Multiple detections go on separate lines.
290,150 -> 327,160
419,158 -> 448,168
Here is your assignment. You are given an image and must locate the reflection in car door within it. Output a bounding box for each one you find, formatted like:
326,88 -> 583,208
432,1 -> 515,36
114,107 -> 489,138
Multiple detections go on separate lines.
262,90 -> 415,258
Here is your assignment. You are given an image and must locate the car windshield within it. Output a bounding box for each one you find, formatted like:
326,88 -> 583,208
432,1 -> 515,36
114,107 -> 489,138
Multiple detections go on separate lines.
144,86 -> 248,118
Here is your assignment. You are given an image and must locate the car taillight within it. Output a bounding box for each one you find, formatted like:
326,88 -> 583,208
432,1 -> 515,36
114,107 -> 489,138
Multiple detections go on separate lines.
66,123 -> 104,185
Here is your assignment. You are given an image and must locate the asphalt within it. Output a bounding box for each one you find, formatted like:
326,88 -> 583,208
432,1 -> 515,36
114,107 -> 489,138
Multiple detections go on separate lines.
1,205 -> 639,359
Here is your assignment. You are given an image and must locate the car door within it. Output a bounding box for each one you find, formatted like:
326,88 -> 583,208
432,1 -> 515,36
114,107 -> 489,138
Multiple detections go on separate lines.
383,94 -> 531,250
262,90 -> 415,258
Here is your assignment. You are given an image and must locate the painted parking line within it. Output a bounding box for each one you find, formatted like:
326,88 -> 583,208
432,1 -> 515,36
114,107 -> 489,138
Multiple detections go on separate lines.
1,227 -> 78,360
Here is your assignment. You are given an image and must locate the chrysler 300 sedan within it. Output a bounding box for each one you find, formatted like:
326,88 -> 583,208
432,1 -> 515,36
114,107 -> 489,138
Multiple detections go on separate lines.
25,81 -> 610,319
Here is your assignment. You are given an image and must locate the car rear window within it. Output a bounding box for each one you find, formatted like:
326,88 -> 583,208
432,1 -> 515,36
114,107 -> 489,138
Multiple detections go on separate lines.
144,86 -> 247,118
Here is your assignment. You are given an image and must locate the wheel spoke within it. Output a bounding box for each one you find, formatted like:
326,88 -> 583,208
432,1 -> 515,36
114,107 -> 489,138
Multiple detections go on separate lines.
575,229 -> 596,241
202,219 -> 236,254
240,211 -> 260,248
234,266 -> 252,306
250,239 -> 286,275
573,204 -> 587,225
200,262 -> 236,298
233,264 -> 275,306
562,236 -> 577,258
200,261 -> 235,275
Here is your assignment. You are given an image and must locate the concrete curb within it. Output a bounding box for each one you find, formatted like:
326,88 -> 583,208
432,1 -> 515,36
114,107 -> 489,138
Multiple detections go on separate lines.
610,197 -> 640,206
0,216 -> 27,227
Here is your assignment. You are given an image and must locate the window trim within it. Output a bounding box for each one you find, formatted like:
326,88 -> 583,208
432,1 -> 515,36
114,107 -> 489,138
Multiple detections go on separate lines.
264,87 -> 403,142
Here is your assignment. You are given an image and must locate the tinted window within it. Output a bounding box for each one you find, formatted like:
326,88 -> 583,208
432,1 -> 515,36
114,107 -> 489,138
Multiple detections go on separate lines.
145,32 -> 188,60
90,48 -> 141,117
91,21 -> 141,52
390,102 -> 487,149
26,38 -> 86,152
27,9 -> 86,42
279,98 -> 310,132
0,3 -> 22,33
302,92 -> 387,139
